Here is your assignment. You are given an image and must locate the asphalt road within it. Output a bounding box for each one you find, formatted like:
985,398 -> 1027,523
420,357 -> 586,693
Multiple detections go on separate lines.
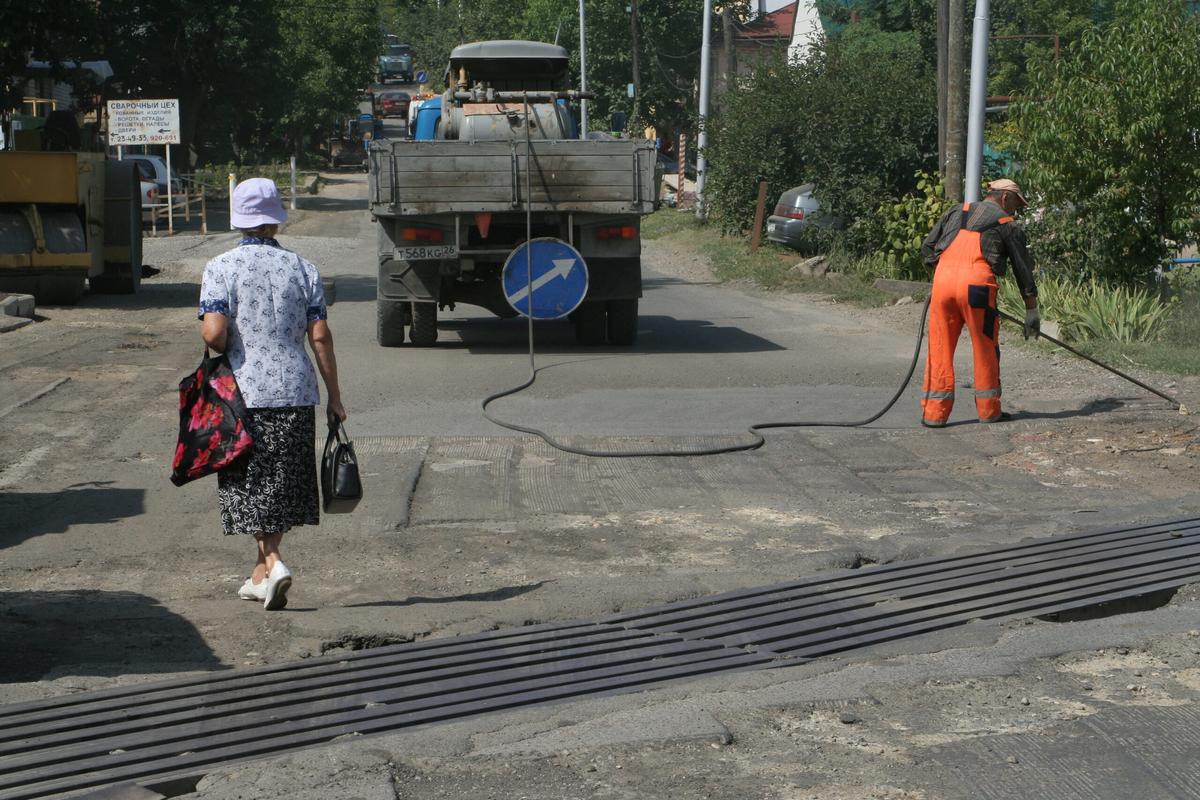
4,171 -> 1200,799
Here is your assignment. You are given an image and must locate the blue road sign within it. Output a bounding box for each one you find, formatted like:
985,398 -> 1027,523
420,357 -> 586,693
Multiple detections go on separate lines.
415,70 -> 429,84
502,238 -> 589,320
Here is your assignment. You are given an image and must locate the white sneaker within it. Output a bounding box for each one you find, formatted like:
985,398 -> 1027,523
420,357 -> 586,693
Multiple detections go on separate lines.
263,561 -> 292,610
238,577 -> 267,601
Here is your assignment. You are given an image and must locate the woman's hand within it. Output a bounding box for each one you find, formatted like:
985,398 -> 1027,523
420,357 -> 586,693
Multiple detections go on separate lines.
327,397 -> 347,422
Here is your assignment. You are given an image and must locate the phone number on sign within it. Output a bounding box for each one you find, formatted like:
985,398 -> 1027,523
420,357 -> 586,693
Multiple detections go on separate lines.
110,133 -> 178,145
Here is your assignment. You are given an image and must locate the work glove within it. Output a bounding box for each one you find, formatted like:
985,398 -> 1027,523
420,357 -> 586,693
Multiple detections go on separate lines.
1023,307 -> 1041,340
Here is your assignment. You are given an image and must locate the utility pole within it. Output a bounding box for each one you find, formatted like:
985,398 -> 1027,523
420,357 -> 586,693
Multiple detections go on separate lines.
630,0 -> 641,121
722,6 -> 737,93
579,0 -> 589,137
696,0 -> 713,220
944,0 -> 966,203
936,0 -> 948,173
964,0 -> 990,202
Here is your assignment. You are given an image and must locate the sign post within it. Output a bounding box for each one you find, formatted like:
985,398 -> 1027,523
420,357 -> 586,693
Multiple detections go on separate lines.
107,99 -> 181,234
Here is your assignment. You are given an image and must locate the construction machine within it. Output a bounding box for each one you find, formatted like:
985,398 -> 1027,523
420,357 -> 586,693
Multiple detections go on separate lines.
0,111 -> 143,304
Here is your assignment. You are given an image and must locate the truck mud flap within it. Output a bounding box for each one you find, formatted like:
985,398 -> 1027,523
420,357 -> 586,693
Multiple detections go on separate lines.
379,258 -> 440,302
582,257 -> 641,301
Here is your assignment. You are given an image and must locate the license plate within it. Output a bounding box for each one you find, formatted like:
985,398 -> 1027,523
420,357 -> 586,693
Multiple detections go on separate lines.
766,223 -> 777,233
395,244 -> 457,261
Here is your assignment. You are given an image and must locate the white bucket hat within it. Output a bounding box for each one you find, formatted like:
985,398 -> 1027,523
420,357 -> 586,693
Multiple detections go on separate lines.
231,177 -> 287,228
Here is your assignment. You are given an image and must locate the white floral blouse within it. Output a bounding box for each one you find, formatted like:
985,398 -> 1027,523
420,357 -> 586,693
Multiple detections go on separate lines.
198,241 -> 327,408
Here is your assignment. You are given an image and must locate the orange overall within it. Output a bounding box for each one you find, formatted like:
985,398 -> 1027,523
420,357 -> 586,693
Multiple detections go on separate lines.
921,204 -> 1012,425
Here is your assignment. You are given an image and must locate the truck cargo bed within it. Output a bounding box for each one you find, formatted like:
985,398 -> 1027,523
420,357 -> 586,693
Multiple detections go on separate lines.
369,139 -> 658,216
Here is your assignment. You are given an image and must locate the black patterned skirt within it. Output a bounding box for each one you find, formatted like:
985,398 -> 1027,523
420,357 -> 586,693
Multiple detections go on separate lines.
217,406 -> 319,536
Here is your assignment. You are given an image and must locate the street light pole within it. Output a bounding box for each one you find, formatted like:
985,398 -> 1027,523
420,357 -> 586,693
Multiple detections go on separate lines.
695,0 -> 713,220
579,0 -> 589,137
964,0 -> 990,202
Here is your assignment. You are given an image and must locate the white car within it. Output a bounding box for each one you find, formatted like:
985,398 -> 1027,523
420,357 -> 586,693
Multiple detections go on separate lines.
139,177 -> 159,222
122,154 -> 183,195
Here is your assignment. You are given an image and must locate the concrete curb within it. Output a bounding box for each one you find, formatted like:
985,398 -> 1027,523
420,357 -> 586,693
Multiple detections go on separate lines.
0,293 -> 35,319
0,317 -> 32,334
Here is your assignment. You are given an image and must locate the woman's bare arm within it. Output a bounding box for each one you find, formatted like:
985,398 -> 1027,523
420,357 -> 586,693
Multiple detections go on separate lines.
201,312 -> 228,352
307,319 -> 345,420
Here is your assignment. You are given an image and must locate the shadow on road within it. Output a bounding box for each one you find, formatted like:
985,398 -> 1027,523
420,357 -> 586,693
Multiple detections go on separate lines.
939,398 -> 1129,428
0,590 -> 224,681
446,314 -> 785,355
1,484 -> 146,550
341,581 -> 547,609
327,274 -> 376,303
78,281 -> 198,311
642,275 -> 722,288
297,195 -> 369,213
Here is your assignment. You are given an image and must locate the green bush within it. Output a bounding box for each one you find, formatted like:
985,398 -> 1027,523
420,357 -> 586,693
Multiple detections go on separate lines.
1012,0 -> 1200,286
873,171 -> 951,281
704,24 -> 936,236
997,275 -> 1173,344
190,163 -> 306,194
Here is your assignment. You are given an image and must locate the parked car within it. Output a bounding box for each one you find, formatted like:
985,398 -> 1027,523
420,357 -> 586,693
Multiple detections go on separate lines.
655,151 -> 696,180
765,184 -> 838,250
138,175 -> 159,223
378,91 -> 410,118
121,154 -> 182,195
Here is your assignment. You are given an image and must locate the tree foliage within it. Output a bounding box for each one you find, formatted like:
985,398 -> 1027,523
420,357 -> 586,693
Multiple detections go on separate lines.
1012,0 -> 1200,284
988,0 -> 1111,98
705,24 -> 936,236
0,1 -> 103,111
7,0 -> 379,164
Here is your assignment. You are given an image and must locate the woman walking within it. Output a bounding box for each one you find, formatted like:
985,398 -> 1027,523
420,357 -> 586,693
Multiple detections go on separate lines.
198,178 -> 346,610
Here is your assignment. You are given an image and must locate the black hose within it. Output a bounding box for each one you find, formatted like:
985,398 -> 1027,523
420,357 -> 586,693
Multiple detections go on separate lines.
996,309 -> 1185,412
484,98 -> 1177,455
481,297 -> 932,457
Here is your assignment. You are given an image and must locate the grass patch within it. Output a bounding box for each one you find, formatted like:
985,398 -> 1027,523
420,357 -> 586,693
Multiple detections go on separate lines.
641,207 -> 704,240
641,208 -> 895,307
699,228 -> 892,307
1054,296 -> 1200,376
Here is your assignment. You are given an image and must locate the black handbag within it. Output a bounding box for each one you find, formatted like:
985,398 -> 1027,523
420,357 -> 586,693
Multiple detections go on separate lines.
170,349 -> 254,486
321,410 -> 362,513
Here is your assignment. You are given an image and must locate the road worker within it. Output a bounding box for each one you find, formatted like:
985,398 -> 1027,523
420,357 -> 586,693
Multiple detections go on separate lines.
918,178 -> 1040,427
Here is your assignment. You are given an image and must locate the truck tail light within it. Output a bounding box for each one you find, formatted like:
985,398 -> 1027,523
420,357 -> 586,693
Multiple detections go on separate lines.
400,226 -> 444,243
595,225 -> 636,240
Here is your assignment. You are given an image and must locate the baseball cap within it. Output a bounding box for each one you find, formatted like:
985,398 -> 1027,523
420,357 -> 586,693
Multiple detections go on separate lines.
231,177 -> 287,229
988,178 -> 1028,207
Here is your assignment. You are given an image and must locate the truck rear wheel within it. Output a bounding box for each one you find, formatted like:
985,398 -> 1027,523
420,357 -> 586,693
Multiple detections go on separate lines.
574,302 -> 606,345
606,298 -> 638,346
409,301 -> 438,346
377,298 -> 407,347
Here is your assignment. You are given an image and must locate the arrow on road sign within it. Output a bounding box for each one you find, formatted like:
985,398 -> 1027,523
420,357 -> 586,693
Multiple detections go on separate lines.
501,237 -> 589,320
506,258 -> 575,305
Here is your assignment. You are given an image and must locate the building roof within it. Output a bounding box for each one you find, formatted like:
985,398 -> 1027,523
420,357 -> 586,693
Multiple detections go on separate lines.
737,2 -> 797,41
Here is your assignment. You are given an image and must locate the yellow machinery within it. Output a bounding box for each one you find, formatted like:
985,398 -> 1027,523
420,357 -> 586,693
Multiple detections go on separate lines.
0,150 -> 142,303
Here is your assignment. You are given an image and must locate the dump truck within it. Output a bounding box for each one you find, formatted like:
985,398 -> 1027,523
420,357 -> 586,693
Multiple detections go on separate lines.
0,147 -> 143,304
367,40 -> 658,347
378,42 -> 414,84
